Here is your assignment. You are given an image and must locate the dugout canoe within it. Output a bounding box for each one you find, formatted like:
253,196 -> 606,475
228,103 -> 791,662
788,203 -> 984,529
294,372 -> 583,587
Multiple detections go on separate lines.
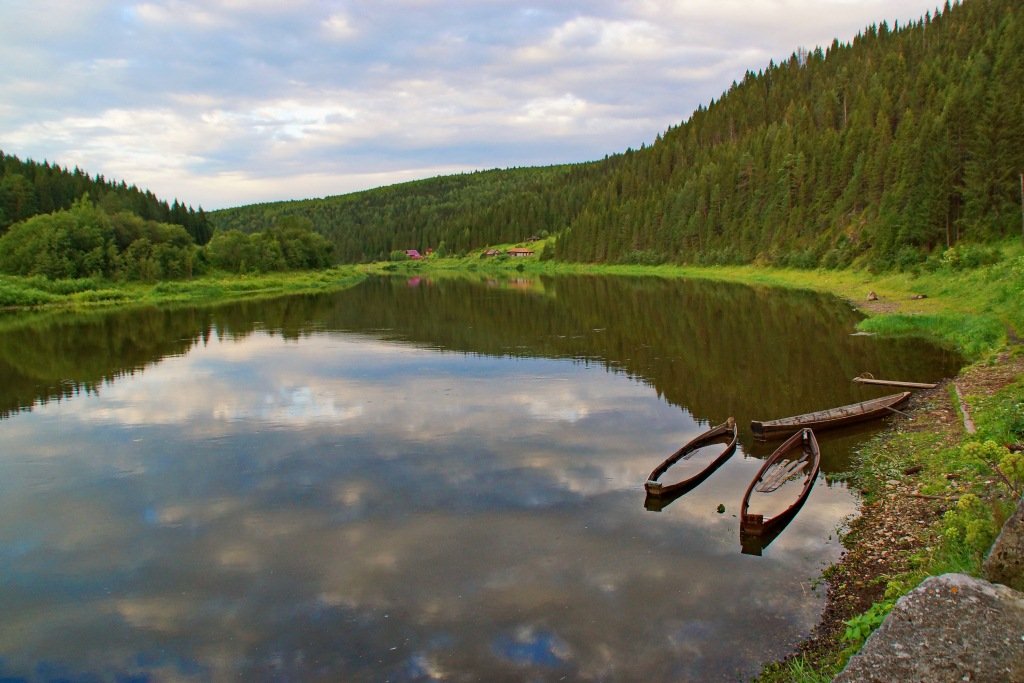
740,428 -> 820,537
750,391 -> 911,440
644,418 -> 738,497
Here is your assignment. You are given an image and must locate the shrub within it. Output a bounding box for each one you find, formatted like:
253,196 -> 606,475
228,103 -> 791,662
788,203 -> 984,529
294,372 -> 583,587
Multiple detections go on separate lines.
894,245 -> 926,271
619,249 -> 667,265
0,198 -> 117,278
942,493 -> 999,556
0,281 -> 55,306
842,599 -> 894,653
784,249 -> 820,269
941,244 -> 1002,270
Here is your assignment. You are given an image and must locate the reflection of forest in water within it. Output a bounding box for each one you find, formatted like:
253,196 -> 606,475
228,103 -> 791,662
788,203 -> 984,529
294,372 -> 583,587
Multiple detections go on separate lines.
0,275 -> 960,437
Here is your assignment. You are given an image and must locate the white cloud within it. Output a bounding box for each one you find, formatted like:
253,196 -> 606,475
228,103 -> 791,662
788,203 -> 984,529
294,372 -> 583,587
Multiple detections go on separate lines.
322,13 -> 358,40
132,1 -> 223,28
516,93 -> 589,127
518,17 -> 668,64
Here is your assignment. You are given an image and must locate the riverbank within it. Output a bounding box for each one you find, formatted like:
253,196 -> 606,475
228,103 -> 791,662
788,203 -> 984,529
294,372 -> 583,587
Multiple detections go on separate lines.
756,350 -> 1024,681
0,267 -> 366,313
5,243 -> 1020,360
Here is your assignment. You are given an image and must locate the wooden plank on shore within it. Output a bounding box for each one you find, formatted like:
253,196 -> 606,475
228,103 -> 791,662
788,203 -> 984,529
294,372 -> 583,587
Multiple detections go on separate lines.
954,383 -> 977,435
853,377 -> 938,389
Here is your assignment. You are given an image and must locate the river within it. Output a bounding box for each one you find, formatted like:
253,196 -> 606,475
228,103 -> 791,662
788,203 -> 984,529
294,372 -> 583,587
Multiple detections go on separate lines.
0,275 -> 960,681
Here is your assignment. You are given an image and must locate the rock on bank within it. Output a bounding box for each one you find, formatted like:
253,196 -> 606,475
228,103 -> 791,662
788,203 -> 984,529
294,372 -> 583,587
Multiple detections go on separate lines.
834,573 -> 1024,682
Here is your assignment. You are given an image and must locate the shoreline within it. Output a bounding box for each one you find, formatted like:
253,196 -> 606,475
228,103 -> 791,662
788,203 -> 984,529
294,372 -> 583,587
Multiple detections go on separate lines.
758,384 -> 958,680
0,267 -> 367,316
758,349 -> 1024,681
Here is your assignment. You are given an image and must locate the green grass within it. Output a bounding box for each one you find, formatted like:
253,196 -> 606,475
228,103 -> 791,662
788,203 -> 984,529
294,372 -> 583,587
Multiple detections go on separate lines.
856,313 -> 1005,359
812,369 -> 1024,679
0,279 -> 57,307
756,655 -> 840,683
0,267 -> 366,312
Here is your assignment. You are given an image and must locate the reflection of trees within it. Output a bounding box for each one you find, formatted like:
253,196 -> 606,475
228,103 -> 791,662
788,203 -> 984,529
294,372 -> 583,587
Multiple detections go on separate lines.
313,276 -> 960,432
0,309 -> 202,417
0,295 -> 331,417
0,276 -> 960,427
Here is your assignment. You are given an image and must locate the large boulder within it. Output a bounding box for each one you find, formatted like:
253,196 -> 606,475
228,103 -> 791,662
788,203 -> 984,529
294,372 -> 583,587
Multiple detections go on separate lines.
834,573 -> 1024,682
983,495 -> 1024,592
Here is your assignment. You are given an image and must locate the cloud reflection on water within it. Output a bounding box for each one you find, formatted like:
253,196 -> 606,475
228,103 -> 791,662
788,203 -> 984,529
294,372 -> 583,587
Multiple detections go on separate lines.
0,329 -> 852,681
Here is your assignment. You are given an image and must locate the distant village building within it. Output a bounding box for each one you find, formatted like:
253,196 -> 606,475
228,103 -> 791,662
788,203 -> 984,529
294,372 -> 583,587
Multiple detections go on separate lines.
483,249 -> 502,257
507,248 -> 534,257
405,249 -> 423,260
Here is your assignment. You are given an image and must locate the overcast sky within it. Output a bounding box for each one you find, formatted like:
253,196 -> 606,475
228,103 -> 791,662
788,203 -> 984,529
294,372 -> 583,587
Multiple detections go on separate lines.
1,0 -> 938,210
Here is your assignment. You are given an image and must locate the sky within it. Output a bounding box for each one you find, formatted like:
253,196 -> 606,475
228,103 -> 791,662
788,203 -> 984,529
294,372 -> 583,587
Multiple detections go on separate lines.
0,0 -> 939,210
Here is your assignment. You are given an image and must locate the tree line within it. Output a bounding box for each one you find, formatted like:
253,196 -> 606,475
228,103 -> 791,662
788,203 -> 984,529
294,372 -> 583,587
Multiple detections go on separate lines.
5,0 -> 1018,273
0,198 -> 332,281
0,151 -> 212,245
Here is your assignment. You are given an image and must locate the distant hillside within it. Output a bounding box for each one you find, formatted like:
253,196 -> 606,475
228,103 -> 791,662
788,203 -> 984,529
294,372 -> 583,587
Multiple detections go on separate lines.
211,163 -> 611,262
0,151 -> 212,244
216,0 -> 1022,269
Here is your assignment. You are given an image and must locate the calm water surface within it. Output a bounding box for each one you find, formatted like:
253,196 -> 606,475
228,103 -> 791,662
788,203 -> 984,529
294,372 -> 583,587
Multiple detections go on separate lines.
0,276 -> 959,681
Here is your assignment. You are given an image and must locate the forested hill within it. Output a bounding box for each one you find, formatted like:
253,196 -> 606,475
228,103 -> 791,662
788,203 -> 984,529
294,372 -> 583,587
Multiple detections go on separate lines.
554,0 -> 1023,268
214,0 -> 1022,268
0,152 -> 212,245
211,163 -> 611,263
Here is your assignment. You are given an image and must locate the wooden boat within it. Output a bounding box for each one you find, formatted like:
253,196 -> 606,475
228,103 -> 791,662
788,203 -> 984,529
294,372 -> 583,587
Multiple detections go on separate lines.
644,418 -> 738,497
852,376 -> 938,389
750,391 -> 911,440
740,428 -> 820,537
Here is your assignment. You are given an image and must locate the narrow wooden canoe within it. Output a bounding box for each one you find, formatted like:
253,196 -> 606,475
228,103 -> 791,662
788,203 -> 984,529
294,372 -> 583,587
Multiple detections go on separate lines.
740,428 -> 820,537
750,391 -> 911,440
644,418 -> 738,497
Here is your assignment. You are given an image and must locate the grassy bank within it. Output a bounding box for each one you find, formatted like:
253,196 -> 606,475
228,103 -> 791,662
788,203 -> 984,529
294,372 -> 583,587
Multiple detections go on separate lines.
0,266 -> 366,312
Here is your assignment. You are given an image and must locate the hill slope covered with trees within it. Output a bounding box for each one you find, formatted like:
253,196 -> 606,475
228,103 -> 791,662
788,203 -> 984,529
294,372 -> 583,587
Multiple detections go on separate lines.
0,151 -> 212,245
212,0 -> 1022,270
211,164 -> 612,263
554,0 -> 1023,268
